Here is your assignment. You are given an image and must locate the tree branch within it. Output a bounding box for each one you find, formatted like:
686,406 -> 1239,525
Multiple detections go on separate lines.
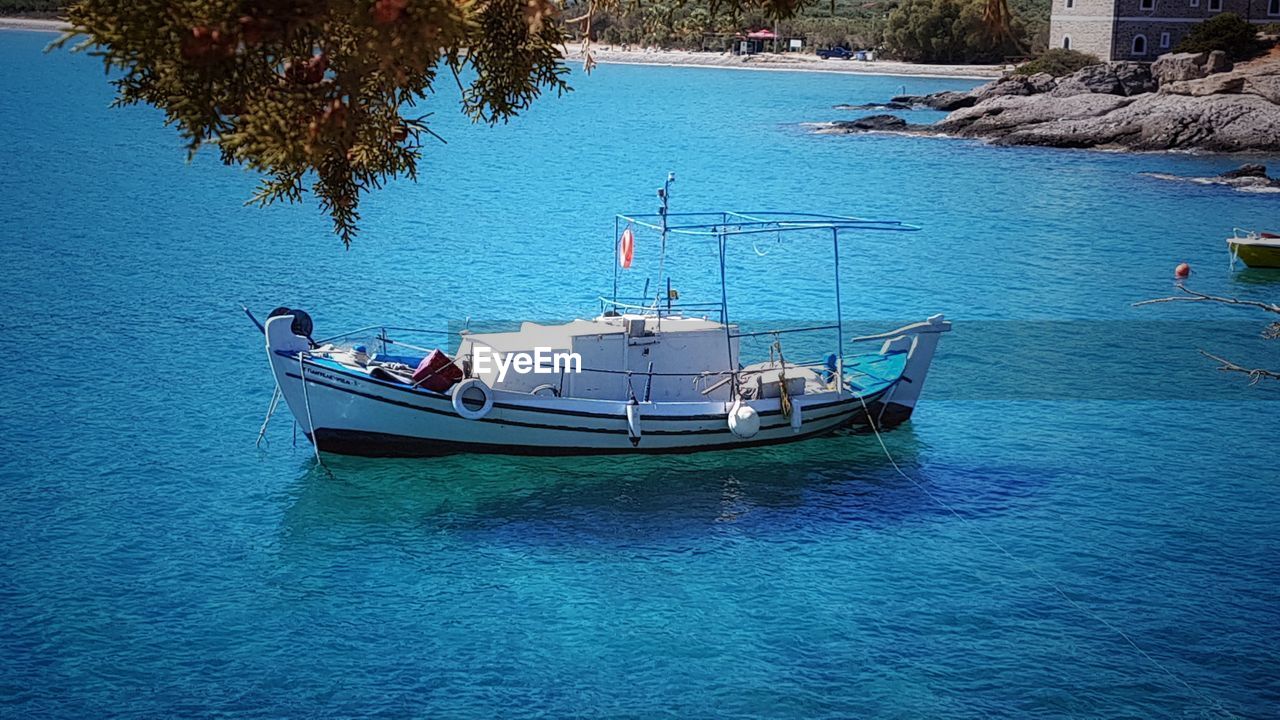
1132,285 -> 1280,314
1199,351 -> 1280,384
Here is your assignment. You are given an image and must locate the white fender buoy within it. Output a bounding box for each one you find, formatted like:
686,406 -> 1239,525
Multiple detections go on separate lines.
728,401 -> 760,439
451,378 -> 493,420
790,401 -> 803,434
626,402 -> 642,446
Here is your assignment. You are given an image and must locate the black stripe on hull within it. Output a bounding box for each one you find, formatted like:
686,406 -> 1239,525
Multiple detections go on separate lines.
281,351 -> 898,421
305,402 -> 916,458
285,370 -> 891,437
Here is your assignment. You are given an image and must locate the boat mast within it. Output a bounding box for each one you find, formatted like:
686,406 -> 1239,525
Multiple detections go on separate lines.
612,214 -> 619,307
655,171 -> 674,328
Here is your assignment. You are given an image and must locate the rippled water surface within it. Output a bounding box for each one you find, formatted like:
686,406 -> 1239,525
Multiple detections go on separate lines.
2,31 -> 1279,718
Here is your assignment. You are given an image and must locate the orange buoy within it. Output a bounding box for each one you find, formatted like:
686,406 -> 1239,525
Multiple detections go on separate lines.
619,227 -> 635,269
1175,262 -> 1191,279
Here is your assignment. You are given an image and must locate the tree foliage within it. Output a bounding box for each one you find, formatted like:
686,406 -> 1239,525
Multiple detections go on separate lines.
1175,12 -> 1265,62
883,0 -> 1020,63
53,0 -> 802,246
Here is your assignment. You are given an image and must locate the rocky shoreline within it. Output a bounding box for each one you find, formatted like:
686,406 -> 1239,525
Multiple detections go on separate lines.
825,51 -> 1280,154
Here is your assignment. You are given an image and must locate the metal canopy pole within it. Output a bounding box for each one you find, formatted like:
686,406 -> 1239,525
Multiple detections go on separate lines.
832,227 -> 844,397
718,229 -> 736,400
612,215 -> 619,306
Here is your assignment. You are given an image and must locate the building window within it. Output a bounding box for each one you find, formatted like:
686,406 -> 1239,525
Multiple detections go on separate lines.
1208,0 -> 1221,10
1132,35 -> 1148,55
1161,32 -> 1171,48
1066,0 -> 1074,7
1140,0 -> 1154,9
1190,0 -> 1199,6
1270,0 -> 1279,15
1063,36 -> 1072,49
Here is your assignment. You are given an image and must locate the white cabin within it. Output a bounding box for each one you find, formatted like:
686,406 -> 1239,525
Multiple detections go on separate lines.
455,314 -> 740,402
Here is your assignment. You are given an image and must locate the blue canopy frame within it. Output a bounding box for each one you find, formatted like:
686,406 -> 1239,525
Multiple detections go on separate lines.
609,192 -> 921,399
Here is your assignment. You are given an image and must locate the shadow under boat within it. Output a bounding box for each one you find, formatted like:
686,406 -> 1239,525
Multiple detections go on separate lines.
275,424 -> 1058,547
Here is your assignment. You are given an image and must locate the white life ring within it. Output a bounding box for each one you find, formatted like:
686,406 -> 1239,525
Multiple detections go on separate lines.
451,378 -> 494,420
728,401 -> 760,439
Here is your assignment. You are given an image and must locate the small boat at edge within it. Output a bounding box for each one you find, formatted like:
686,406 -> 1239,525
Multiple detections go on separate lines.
1228,228 -> 1280,269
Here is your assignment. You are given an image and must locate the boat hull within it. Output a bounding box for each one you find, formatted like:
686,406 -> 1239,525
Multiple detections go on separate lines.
1229,239 -> 1280,269
278,355 -> 891,457
263,313 -> 947,458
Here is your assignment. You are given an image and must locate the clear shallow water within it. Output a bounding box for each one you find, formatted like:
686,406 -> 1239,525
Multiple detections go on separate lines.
2,31 -> 1279,718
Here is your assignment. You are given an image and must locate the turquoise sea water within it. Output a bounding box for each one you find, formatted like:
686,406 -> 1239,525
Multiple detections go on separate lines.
2,30 -> 1279,717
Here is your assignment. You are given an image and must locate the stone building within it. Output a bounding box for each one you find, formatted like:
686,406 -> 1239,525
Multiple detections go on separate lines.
1049,0 -> 1279,61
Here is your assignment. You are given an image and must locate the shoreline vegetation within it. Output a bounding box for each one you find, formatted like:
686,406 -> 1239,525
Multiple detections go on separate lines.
0,16 -> 1003,79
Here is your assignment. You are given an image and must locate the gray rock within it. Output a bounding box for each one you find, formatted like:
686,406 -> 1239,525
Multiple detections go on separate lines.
1113,62 -> 1158,95
826,58 -> 1280,154
1052,64 -> 1125,97
834,101 -> 913,111
1145,167 -> 1280,191
972,72 -> 1058,101
1219,164 -> 1269,179
830,115 -> 911,132
1205,50 -> 1233,75
1152,52 -> 1208,86
1244,73 -> 1280,104
1161,74 -> 1247,96
887,91 -> 976,111
924,91 -> 977,111
1049,63 -> 1156,98
936,93 -> 1137,138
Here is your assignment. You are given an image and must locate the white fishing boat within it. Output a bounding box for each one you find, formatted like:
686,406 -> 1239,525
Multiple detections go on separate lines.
257,176 -> 951,457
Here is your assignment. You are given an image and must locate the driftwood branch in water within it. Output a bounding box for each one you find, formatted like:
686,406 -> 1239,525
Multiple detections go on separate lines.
1132,285 -> 1280,314
1199,351 -> 1280,384
1135,284 -> 1279,384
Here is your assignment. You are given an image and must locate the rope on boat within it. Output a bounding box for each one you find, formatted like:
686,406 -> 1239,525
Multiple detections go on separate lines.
298,353 -> 324,467
771,337 -> 793,419
852,393 -> 1238,720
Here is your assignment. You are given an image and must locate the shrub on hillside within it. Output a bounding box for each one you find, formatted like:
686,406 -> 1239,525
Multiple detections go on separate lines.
1175,13 -> 1265,61
1014,48 -> 1101,76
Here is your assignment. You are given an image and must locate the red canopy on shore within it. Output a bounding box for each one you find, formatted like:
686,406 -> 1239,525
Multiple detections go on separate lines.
745,29 -> 776,39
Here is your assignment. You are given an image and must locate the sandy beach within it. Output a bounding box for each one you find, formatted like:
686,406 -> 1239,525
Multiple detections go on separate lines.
567,46 -> 1006,80
0,17 -> 67,32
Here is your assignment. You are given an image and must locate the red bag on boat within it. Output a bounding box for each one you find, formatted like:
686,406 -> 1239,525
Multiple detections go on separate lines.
412,349 -> 463,392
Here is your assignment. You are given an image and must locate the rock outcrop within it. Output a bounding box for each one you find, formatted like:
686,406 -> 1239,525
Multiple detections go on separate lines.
826,54 -> 1280,154
1143,164 -> 1280,193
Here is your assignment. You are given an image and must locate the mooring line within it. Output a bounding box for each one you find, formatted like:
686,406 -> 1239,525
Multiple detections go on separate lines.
298,353 -> 324,468
256,384 -> 281,447
855,395 -> 1237,720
